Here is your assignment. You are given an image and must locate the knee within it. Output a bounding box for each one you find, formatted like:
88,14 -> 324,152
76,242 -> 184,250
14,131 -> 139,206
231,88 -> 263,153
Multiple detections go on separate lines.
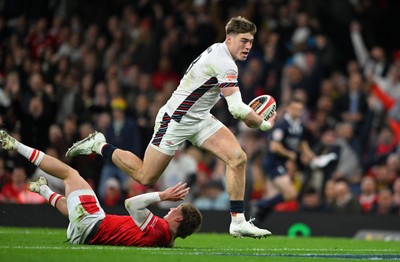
135,173 -> 157,187
226,148 -> 247,169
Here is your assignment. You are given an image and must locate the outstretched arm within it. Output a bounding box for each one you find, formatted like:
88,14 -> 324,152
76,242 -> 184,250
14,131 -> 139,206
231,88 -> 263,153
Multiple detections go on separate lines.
221,87 -> 276,132
350,21 -> 369,67
124,182 -> 189,229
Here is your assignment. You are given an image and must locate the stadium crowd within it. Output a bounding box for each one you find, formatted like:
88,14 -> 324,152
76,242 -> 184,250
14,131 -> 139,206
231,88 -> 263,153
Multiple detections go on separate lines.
0,0 -> 400,217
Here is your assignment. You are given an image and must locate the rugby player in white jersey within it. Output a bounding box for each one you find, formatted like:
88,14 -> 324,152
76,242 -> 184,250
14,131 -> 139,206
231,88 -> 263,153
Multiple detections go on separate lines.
66,16 -> 276,238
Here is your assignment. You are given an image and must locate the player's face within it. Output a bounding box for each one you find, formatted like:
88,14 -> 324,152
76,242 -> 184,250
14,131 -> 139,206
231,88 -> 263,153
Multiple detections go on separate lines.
288,101 -> 304,119
226,33 -> 254,61
164,206 -> 183,221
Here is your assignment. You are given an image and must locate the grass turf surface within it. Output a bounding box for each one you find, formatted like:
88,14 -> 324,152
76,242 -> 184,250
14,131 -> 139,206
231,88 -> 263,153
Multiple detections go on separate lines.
1,227 -> 399,261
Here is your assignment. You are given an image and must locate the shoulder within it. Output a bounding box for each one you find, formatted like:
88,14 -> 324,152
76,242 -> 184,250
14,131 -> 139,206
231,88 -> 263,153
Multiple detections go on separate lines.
208,43 -> 237,70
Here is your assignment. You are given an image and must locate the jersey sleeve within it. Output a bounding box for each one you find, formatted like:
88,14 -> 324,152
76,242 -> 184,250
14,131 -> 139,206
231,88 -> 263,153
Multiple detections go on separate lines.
213,58 -> 239,88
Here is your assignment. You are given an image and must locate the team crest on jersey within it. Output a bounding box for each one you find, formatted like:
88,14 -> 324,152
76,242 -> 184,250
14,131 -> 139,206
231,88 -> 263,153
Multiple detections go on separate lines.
224,69 -> 238,81
165,141 -> 174,146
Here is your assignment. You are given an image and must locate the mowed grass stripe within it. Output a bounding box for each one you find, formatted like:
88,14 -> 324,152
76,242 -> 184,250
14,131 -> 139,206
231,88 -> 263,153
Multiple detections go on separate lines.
0,245 -> 398,253
1,245 -> 400,260
1,227 -> 400,262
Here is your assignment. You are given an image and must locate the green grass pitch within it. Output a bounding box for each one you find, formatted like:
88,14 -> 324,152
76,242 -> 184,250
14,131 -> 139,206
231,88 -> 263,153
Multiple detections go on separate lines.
1,227 -> 399,261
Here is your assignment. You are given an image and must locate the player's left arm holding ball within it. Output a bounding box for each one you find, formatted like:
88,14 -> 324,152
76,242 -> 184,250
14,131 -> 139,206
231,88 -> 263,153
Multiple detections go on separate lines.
124,182 -> 189,228
221,86 -> 276,132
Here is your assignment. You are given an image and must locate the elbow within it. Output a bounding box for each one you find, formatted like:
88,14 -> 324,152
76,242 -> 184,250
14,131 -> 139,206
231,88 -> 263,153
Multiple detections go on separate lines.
124,199 -> 131,209
228,105 -> 249,120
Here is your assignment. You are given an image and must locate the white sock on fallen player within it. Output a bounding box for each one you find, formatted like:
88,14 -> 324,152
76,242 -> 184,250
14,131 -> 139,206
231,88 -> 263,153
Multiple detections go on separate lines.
39,185 -> 63,207
15,141 -> 44,166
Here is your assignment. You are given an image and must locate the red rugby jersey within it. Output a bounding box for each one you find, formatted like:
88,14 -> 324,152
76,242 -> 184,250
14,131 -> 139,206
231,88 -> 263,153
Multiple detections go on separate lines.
89,214 -> 173,247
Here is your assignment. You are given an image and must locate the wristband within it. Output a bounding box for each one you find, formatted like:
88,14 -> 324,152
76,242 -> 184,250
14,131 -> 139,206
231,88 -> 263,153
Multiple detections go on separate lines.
259,120 -> 272,132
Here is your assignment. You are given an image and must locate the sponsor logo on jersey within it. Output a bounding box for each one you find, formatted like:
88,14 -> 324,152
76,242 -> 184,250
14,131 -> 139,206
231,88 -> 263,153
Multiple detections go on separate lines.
224,69 -> 238,81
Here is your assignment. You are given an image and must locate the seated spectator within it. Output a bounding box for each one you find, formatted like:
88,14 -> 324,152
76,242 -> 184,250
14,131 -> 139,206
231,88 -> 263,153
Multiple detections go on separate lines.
299,187 -> 328,212
363,127 -> 397,172
366,162 -> 396,191
193,180 -> 229,211
358,176 -> 378,214
371,188 -> 399,215
331,180 -> 361,214
0,166 -> 27,203
101,177 -> 123,207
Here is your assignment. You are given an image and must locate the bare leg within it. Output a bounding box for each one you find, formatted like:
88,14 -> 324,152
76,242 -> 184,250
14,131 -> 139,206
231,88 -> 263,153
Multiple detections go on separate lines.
200,126 -> 247,201
38,154 -> 92,197
200,126 -> 272,237
0,131 -> 90,217
30,154 -> 92,217
52,197 -> 68,217
111,145 -> 173,186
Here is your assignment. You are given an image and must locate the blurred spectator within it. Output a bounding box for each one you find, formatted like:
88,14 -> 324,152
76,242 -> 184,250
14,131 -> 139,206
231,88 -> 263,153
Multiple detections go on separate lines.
61,115 -> 79,149
371,188 -> 399,215
331,122 -> 362,190
97,97 -> 141,201
151,56 -> 180,93
26,18 -> 57,61
94,111 -> 111,134
0,166 -> 27,203
18,72 -> 56,150
57,31 -> 83,64
308,128 -> 340,192
55,73 -> 84,125
101,177 -> 123,207
158,148 -> 197,190
350,21 -> 389,79
193,179 -> 229,211
90,81 -> 110,114
131,94 -> 152,157
299,187 -> 327,212
363,127 -> 397,173
334,72 -> 370,156
322,179 -> 336,210
331,180 -> 361,214
358,176 -> 378,214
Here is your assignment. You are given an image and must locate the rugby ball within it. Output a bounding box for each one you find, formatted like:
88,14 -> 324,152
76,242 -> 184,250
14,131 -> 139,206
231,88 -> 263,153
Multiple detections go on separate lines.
248,95 -> 276,121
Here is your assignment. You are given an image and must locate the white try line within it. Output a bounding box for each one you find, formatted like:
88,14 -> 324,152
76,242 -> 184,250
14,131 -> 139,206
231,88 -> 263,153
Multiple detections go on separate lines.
0,245 -> 398,253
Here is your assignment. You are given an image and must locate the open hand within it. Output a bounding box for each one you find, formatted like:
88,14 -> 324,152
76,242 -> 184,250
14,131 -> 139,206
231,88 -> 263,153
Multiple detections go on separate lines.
159,182 -> 190,202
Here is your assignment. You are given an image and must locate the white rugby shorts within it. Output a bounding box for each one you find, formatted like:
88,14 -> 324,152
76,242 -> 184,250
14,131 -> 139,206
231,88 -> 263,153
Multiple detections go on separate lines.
66,189 -> 105,244
150,110 -> 224,156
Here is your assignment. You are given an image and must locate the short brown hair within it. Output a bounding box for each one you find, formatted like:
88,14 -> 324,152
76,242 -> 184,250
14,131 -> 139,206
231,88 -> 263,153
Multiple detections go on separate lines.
225,16 -> 257,36
176,203 -> 202,239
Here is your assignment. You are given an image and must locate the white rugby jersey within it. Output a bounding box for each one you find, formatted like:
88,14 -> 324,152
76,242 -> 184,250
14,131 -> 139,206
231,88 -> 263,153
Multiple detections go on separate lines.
161,42 -> 238,124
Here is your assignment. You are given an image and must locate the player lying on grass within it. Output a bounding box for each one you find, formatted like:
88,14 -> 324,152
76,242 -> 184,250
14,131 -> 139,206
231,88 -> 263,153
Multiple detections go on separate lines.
0,130 -> 202,247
